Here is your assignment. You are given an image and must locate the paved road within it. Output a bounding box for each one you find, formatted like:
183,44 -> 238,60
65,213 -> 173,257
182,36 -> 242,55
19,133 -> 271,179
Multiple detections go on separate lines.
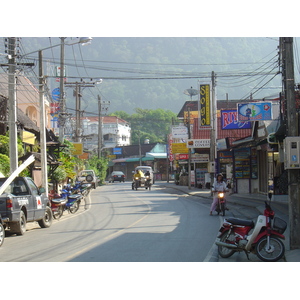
0,182 -> 220,262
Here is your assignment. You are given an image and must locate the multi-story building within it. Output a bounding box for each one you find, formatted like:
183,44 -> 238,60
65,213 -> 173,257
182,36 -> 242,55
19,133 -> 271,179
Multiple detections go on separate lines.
80,116 -> 131,151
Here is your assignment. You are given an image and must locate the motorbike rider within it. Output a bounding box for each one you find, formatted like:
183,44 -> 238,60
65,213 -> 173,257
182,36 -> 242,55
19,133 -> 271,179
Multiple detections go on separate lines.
210,173 -> 228,215
132,169 -> 145,188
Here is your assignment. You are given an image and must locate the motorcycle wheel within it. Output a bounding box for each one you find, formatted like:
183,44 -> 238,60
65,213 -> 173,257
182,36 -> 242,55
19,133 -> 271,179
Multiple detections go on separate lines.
255,236 -> 285,262
218,231 -> 236,258
221,203 -> 226,216
53,206 -> 64,220
0,223 -> 4,247
69,201 -> 80,214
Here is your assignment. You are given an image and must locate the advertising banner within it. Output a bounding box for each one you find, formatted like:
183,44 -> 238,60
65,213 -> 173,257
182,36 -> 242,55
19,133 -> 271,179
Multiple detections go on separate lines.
221,109 -> 251,129
199,84 -> 211,127
237,102 -> 272,121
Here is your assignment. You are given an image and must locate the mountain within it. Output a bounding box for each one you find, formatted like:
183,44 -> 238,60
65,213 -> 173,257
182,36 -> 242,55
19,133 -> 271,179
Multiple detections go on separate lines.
16,37 -> 281,115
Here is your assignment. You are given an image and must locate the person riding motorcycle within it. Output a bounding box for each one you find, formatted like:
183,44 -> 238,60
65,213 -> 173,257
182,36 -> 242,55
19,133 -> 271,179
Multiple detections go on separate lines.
210,173 -> 228,215
132,169 -> 145,188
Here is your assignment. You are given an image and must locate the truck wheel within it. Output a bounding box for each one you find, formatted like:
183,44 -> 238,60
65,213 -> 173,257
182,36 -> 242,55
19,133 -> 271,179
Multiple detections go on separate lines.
10,210 -> 26,235
0,223 -> 4,247
38,206 -> 53,228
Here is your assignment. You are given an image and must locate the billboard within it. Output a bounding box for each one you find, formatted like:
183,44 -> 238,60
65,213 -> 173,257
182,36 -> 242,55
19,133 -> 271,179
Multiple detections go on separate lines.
199,84 -> 210,126
237,102 -> 272,121
221,109 -> 251,129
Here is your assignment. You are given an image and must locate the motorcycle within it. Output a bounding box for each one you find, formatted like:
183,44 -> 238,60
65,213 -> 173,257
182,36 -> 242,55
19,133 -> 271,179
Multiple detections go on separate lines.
215,191 -> 227,216
0,214 -> 4,247
60,188 -> 83,214
144,175 -> 151,190
132,175 -> 142,190
215,201 -> 287,262
48,190 -> 68,220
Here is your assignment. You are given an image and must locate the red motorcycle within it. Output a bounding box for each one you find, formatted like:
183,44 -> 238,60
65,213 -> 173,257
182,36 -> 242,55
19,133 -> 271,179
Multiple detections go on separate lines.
48,190 -> 68,220
215,201 -> 287,262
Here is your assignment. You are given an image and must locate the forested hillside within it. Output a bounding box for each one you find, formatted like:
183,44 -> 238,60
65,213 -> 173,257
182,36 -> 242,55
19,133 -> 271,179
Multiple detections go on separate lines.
16,37 -> 281,115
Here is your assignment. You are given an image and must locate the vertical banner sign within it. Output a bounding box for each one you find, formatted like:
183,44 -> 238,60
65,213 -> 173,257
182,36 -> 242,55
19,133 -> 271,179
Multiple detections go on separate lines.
199,84 -> 211,127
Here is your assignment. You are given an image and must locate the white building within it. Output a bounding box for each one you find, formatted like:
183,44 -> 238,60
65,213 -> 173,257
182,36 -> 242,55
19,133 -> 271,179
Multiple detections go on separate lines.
81,116 -> 131,150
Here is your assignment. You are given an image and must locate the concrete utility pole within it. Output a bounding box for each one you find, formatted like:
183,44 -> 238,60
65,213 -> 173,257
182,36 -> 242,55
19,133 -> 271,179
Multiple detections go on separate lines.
39,50 -> 48,194
64,81 -> 97,143
97,95 -> 110,159
8,37 -> 18,173
281,37 -> 300,249
210,71 -> 217,187
59,37 -> 66,143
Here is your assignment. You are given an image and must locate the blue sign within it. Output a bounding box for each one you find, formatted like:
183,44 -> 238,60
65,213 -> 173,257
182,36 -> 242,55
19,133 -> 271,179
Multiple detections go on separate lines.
113,148 -> 122,155
237,102 -> 272,121
221,109 -> 251,130
52,88 -> 60,102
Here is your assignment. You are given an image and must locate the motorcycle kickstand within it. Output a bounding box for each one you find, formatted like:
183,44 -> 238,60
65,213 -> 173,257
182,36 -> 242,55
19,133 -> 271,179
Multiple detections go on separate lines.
243,250 -> 250,261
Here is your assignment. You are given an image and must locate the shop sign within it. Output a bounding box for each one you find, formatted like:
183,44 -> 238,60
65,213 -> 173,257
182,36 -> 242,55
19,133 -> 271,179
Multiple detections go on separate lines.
199,84 -> 211,127
221,109 -> 251,129
187,139 -> 210,148
172,142 -> 189,154
237,102 -> 272,121
172,126 -> 188,139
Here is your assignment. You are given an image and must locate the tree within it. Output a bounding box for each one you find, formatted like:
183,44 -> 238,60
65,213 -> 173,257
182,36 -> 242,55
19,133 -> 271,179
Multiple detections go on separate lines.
111,108 -> 178,144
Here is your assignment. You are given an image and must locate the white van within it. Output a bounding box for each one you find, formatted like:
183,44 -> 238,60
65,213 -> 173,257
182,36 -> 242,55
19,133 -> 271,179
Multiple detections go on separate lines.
134,166 -> 154,184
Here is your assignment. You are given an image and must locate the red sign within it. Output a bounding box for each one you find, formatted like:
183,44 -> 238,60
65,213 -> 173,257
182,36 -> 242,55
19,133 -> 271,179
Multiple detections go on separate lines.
179,154 -> 189,160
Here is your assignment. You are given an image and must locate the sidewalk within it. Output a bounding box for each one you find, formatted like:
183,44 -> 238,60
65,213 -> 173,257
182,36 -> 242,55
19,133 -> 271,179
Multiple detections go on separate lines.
160,181 -> 300,262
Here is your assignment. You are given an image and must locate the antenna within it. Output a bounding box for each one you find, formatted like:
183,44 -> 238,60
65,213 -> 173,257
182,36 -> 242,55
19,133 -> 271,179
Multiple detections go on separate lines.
184,86 -> 198,100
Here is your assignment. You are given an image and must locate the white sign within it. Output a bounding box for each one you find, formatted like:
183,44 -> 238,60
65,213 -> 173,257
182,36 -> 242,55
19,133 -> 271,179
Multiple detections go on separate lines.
172,126 -> 188,139
187,139 -> 210,148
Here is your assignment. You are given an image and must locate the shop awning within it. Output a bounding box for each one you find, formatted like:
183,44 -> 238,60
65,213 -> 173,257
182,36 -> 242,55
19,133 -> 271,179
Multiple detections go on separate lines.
145,152 -> 167,159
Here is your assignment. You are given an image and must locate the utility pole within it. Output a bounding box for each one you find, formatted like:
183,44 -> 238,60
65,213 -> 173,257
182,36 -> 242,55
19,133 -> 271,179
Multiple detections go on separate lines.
64,81 -> 97,143
97,95 -> 110,158
98,95 -> 103,158
210,71 -> 217,187
39,50 -> 48,194
59,37 -> 66,143
281,37 -> 300,249
8,37 -> 18,173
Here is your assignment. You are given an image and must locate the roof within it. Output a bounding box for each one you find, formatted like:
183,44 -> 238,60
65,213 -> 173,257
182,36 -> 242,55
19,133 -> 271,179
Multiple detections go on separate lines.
83,115 -> 129,125
193,117 -> 252,147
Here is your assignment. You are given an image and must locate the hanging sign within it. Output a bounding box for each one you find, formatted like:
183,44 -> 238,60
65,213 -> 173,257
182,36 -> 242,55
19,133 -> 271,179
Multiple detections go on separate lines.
221,109 -> 251,129
199,84 -> 211,127
237,102 -> 272,121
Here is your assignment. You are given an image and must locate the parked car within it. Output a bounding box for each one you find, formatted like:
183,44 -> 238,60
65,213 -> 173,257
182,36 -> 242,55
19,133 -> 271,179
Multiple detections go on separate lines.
77,170 -> 98,189
109,171 -> 126,183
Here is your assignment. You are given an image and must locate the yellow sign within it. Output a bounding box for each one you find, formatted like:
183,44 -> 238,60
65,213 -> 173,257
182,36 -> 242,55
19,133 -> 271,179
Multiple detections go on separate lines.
72,143 -> 83,155
172,142 -> 189,154
199,84 -> 211,126
22,130 -> 36,145
184,111 -> 199,124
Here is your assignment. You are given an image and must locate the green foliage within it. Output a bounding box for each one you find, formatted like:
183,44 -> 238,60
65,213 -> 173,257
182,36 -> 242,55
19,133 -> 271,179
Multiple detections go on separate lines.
111,108 -> 178,144
56,139 -> 77,182
86,154 -> 109,184
0,154 -> 10,176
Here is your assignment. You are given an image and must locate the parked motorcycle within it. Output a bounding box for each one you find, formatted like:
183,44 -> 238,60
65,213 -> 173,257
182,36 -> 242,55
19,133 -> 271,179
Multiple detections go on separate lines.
60,188 -> 83,214
48,190 -> 68,220
0,214 -> 4,247
215,201 -> 287,262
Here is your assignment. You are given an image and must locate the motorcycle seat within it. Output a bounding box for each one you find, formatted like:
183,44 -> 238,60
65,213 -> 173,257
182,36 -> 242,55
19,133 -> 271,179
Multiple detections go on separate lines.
225,218 -> 254,227
51,198 -> 67,204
